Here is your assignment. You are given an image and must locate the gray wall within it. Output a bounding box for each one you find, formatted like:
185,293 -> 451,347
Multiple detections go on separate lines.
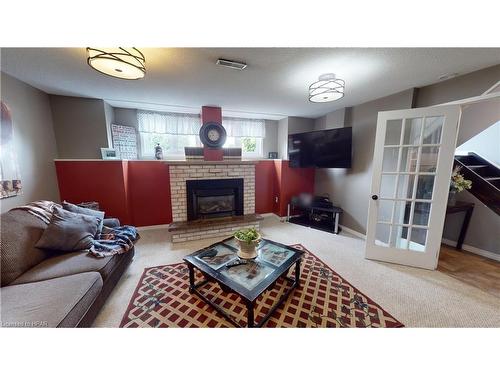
314,64 -> 500,255
314,89 -> 415,234
49,95 -> 109,159
416,65 -> 500,255
277,118 -> 288,159
0,73 -> 60,212
314,108 -> 346,130
263,120 -> 278,158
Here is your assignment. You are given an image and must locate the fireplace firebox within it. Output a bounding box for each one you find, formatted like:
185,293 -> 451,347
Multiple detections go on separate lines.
186,178 -> 244,221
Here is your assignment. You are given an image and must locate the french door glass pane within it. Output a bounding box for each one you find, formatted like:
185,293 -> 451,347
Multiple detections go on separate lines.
419,146 -> 439,173
416,175 -> 435,199
413,202 -> 431,226
377,200 -> 394,222
423,116 -> 444,144
409,227 -> 427,251
385,119 -> 403,145
380,175 -> 397,199
399,147 -> 419,172
403,118 -> 422,145
396,174 -> 415,199
375,223 -> 390,246
382,147 -> 399,172
393,201 -> 411,225
390,226 -> 410,249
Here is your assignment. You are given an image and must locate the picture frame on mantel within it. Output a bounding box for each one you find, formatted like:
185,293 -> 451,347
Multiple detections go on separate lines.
101,147 -> 120,160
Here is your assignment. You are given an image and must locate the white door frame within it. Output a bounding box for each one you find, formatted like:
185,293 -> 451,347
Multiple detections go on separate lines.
365,105 -> 462,270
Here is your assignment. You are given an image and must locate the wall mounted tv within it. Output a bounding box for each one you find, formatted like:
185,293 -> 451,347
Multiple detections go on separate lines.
288,127 -> 352,168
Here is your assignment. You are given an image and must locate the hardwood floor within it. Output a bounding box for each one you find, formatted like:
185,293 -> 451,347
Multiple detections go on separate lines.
438,245 -> 500,299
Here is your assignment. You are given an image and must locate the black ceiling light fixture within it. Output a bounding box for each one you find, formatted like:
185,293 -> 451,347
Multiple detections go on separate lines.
86,47 -> 146,80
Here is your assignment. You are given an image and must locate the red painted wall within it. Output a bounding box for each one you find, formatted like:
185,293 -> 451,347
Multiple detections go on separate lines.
255,160 -> 276,214
55,160 -> 131,224
55,159 -> 315,226
277,160 -> 315,216
127,161 -> 172,226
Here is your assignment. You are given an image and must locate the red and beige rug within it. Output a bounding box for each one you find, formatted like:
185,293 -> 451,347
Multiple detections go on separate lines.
120,245 -> 404,328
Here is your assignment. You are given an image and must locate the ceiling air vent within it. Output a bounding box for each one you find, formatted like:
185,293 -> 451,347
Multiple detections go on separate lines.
216,58 -> 247,70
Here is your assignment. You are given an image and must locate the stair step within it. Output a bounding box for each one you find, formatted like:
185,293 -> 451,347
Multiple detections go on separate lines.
485,177 -> 500,181
467,165 -> 489,168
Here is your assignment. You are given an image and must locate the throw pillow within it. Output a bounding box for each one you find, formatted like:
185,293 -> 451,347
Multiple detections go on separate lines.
35,206 -> 99,252
62,201 -> 105,233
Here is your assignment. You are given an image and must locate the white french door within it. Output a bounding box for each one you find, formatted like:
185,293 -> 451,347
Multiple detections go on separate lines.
365,105 -> 461,269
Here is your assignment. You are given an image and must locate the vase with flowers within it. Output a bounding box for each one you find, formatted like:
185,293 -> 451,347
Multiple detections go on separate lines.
449,166 -> 472,205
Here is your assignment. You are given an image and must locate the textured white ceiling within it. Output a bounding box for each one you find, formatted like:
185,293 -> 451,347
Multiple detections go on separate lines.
1,48 -> 499,119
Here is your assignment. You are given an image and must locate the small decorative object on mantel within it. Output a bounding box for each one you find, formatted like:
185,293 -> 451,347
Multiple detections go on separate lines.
101,147 -> 120,160
154,143 -> 163,160
268,152 -> 278,159
1,101 -> 23,199
234,228 -> 261,259
449,166 -> 472,205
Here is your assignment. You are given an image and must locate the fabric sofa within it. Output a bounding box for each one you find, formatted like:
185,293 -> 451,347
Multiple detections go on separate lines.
0,209 -> 134,327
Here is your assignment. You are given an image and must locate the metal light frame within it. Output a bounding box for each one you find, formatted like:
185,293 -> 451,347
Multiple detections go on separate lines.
309,73 -> 345,103
86,47 -> 146,80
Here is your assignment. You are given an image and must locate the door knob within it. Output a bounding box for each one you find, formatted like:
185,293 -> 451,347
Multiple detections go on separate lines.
371,195 -> 378,200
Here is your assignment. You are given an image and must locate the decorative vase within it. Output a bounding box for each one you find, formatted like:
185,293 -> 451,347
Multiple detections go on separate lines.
448,189 -> 457,206
235,234 -> 261,259
154,143 -> 163,160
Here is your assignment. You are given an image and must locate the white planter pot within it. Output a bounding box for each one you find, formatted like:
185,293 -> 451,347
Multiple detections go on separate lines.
235,235 -> 261,259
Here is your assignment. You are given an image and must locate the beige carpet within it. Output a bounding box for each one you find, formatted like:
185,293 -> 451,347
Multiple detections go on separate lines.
93,215 -> 500,328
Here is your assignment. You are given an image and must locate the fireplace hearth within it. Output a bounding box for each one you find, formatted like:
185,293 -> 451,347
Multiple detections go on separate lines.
186,178 -> 244,221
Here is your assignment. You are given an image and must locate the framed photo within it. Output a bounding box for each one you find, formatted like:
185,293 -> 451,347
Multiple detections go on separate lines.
100,148 -> 120,160
268,152 -> 278,159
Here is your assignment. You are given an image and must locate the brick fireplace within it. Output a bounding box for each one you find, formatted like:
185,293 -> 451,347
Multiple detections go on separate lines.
168,160 -> 260,242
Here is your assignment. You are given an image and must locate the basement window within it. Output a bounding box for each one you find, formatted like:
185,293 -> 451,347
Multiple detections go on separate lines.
137,111 -> 265,159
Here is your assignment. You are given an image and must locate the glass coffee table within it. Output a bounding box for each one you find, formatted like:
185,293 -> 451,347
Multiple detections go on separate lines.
183,237 -> 304,328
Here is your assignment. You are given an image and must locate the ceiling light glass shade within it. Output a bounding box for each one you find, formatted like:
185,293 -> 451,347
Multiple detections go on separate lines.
86,47 -> 146,80
309,73 -> 345,103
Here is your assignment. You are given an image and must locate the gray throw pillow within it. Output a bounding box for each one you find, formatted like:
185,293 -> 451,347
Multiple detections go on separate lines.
35,206 -> 99,252
62,201 -> 105,233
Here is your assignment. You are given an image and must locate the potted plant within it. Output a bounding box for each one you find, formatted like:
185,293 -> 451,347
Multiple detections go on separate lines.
234,228 -> 261,259
449,166 -> 472,205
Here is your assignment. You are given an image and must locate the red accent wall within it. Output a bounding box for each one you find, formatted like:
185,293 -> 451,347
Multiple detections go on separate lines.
55,159 -> 315,226
201,106 -> 224,161
273,160 -> 315,217
201,106 -> 222,124
255,160 -> 277,214
127,161 -> 172,226
55,160 -> 131,224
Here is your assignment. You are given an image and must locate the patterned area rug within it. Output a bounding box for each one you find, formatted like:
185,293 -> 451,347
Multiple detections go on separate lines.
120,245 -> 404,328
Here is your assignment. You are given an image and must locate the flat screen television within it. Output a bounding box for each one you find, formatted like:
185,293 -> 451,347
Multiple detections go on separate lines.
288,127 -> 352,168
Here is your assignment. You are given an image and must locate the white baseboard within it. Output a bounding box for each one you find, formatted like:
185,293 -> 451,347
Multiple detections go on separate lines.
137,224 -> 170,231
442,238 -> 500,262
340,225 -> 366,240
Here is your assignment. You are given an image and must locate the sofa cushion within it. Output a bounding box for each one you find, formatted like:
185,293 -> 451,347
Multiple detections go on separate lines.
10,251 -> 124,285
0,272 -> 102,328
62,201 -> 105,233
1,210 -> 49,286
35,206 -> 99,252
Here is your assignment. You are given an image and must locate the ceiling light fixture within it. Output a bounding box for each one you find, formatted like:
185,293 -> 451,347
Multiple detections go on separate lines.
309,73 -> 345,103
86,47 -> 146,80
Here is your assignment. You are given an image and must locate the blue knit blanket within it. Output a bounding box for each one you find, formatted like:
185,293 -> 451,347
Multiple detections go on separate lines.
90,225 -> 140,258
